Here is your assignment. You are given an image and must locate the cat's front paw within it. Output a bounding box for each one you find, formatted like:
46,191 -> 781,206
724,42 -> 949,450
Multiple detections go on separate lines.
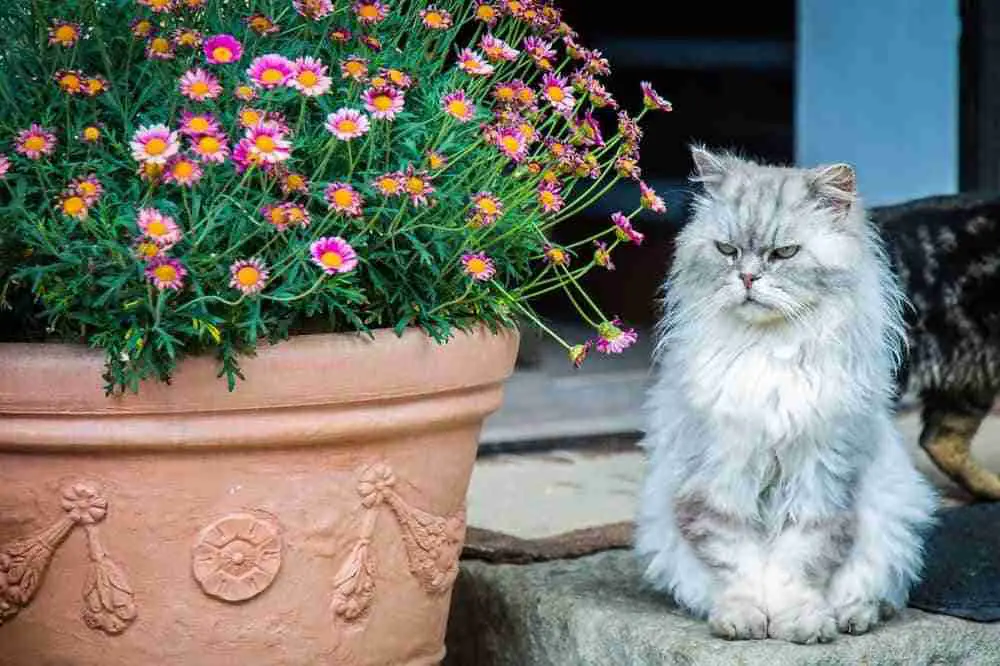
708,598 -> 768,640
834,598 -> 881,635
767,599 -> 838,644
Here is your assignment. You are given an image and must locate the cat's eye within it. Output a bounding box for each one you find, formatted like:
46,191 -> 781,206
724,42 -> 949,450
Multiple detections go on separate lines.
771,245 -> 800,260
714,241 -> 739,257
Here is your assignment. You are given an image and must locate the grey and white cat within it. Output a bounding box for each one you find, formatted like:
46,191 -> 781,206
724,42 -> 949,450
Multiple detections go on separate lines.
636,147 -> 936,643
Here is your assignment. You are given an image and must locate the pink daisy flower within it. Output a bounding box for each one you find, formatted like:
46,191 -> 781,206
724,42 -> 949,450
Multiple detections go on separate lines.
596,319 -> 638,354
235,85 -> 256,102
137,0 -> 174,12
574,111 -> 604,148
461,252 -> 495,281
568,342 -> 591,368
230,258 -> 270,295
280,172 -> 310,196
164,156 -> 204,187
179,111 -> 221,137
594,241 -> 614,270
494,126 -> 528,162
0,154 -> 9,179
329,27 -> 352,43
130,124 -> 179,165
362,35 -> 382,52
247,54 -> 294,89
244,121 -> 291,164
204,34 -> 242,64
403,166 -> 434,207
480,34 -> 519,62
310,237 -> 358,274
456,49 -> 494,76
325,108 -> 370,141
324,182 -> 364,216
340,56 -> 369,81
354,1 -> 389,25
294,0 -> 334,20
640,81 -> 673,112
362,86 -> 405,120
130,18 -> 156,39
612,212 -> 644,245
48,20 -> 81,47
246,14 -> 280,36
57,192 -> 89,220
137,208 -> 182,247
172,28 -> 204,49
191,132 -> 230,163
289,57 -> 332,96
524,36 -> 555,69
427,150 -> 447,170
537,182 -> 564,213
145,36 -> 175,60
380,68 -> 413,90
146,257 -> 188,291
544,244 -> 571,267
441,90 -> 475,122
420,6 -> 453,29
541,73 -> 574,113
281,202 -> 311,228
639,181 -> 667,213
260,203 -> 291,231
468,191 -> 503,226
474,1 -> 500,26
70,174 -> 103,204
232,140 -> 262,173
15,124 -> 57,160
179,68 -> 222,101
373,172 -> 405,197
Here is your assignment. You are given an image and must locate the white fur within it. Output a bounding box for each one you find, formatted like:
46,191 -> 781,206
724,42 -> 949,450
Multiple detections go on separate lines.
636,151 -> 937,643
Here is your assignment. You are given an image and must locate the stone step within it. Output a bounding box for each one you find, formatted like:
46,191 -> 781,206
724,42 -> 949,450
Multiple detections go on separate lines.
445,549 -> 1000,666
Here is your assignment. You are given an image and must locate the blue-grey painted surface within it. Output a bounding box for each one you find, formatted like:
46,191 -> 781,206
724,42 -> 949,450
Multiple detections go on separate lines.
797,0 -> 959,206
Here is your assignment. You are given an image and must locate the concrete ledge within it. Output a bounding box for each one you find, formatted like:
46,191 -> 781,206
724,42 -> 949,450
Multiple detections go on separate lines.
445,550 -> 1000,666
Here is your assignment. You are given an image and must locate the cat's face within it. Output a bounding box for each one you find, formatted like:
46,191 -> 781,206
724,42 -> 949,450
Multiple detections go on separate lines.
673,148 -> 863,326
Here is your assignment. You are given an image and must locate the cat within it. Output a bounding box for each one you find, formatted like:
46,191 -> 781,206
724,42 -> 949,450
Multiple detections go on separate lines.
635,146 -> 937,644
874,193 -> 1000,500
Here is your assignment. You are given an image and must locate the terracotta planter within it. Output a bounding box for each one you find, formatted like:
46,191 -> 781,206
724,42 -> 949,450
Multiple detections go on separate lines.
0,326 -> 518,665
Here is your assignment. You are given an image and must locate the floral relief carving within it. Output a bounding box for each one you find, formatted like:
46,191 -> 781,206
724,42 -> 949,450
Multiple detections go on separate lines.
0,482 -> 137,635
192,513 -> 282,602
330,463 -> 465,629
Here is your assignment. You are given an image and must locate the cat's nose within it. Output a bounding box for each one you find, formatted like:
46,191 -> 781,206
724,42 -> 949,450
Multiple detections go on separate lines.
739,272 -> 758,290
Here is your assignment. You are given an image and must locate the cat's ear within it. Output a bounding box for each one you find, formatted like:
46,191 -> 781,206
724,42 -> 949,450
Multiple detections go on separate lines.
811,163 -> 857,213
689,145 -> 729,186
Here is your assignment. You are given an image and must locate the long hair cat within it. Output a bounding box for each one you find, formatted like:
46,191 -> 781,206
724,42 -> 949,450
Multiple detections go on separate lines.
636,147 -> 936,644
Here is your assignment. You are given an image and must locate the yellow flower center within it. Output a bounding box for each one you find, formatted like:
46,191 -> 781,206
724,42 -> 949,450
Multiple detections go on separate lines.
60,74 -> 81,90
251,17 -> 271,31
179,32 -> 198,46
429,154 -> 444,169
477,198 -> 498,215
151,37 -> 170,53
298,70 -> 319,87
190,81 -> 210,96
212,46 -> 233,62
286,175 -> 305,189
145,138 -> 168,156
255,135 -> 276,153
237,85 -> 254,99
24,136 -> 46,152
496,86 -> 515,101
150,0 -> 170,8
462,57 -> 480,70
269,208 -> 286,224
261,68 -> 284,84
388,70 -> 406,85
332,189 -> 354,207
549,249 -> 566,263
345,61 -> 365,77
154,265 -> 177,282
518,89 -> 534,104
467,258 -> 487,274
358,4 -> 378,19
237,266 -> 260,286
519,124 -> 535,141
336,119 -> 358,134
241,110 -> 261,126
148,221 -> 168,237
379,178 -> 399,193
476,6 -> 496,21
321,251 -> 343,268
373,94 -> 393,111
406,177 -> 424,194
286,207 -> 305,222
198,136 -> 220,153
546,86 -> 565,102
78,182 -> 98,196
540,191 -> 555,206
370,76 -> 388,88
189,117 -> 210,132
425,11 -> 443,26
173,161 -> 194,178
63,196 -> 85,215
87,79 -> 104,94
447,100 -> 469,118
501,136 -> 520,153
138,242 -> 158,258
55,25 -> 77,42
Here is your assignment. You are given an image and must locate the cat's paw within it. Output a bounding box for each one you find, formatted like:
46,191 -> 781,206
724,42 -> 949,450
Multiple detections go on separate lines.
767,599 -> 838,644
707,598 -> 768,640
834,598 -> 881,635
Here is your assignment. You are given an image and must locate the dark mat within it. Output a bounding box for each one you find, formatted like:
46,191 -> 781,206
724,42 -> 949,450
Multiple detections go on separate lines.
464,503 -> 1000,622
910,503 -> 1000,621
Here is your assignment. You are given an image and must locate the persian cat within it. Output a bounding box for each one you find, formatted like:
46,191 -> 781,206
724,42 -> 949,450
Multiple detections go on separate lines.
636,147 -> 936,643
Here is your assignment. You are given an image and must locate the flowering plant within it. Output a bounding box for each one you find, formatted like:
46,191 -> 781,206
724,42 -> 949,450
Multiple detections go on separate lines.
0,0 -> 670,392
